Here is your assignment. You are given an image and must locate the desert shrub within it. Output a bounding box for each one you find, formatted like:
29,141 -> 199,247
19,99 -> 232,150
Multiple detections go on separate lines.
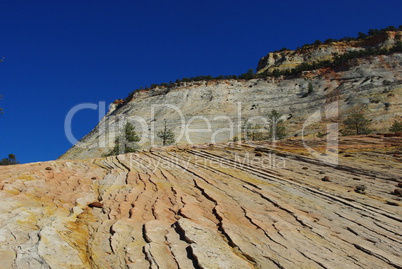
314,40 -> 322,46
390,120 -> 402,132
358,32 -> 368,39
0,154 -> 19,165
324,38 -> 338,44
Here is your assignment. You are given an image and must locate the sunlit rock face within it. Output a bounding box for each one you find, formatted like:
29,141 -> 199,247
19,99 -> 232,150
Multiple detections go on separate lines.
256,30 -> 402,74
2,137 -> 402,268
61,52 -> 402,160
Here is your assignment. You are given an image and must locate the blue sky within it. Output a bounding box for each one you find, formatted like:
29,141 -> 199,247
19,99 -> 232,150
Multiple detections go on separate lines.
1,0 -> 401,163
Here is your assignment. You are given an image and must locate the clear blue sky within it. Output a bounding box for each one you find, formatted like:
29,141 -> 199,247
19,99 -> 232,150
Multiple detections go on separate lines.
1,0 -> 401,163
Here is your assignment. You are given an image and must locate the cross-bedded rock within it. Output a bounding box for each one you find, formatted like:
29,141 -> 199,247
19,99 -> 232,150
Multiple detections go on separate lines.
1,136 -> 402,268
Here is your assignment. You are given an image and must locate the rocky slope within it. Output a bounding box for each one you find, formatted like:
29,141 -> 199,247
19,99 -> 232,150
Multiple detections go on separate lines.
61,52 -> 402,160
1,136 -> 402,268
256,30 -> 402,74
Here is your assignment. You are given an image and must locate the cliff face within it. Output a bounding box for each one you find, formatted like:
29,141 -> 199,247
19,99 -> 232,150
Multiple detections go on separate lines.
256,31 -> 402,74
1,138 -> 402,268
61,52 -> 402,160
4,31 -> 402,268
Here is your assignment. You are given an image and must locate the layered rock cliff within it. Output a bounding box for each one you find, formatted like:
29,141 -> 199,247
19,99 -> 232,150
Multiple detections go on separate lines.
4,29 -> 402,269
256,30 -> 402,74
1,137 -> 402,268
61,52 -> 402,160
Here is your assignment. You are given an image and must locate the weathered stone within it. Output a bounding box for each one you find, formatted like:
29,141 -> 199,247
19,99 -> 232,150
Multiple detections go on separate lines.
386,200 -> 400,206
392,188 -> 402,197
61,52 -> 402,160
321,176 -> 330,181
88,202 -> 103,208
256,31 -> 402,74
355,185 -> 367,194
1,136 -> 402,268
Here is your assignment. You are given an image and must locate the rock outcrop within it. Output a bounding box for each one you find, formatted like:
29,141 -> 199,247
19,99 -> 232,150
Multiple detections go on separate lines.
1,136 -> 402,268
256,30 -> 402,74
61,52 -> 402,160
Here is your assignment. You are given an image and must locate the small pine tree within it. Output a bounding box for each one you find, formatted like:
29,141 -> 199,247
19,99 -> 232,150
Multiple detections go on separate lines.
342,110 -> 371,135
108,122 -> 140,155
239,68 -> 255,80
267,110 -> 287,140
389,120 -> 402,132
157,119 -> 175,146
308,82 -> 314,94
314,40 -> 322,46
357,32 -> 368,39
302,82 -> 314,98
242,123 -> 264,141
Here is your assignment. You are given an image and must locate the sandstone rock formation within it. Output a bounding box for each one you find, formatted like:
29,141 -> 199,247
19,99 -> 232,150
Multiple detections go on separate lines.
61,52 -> 402,160
1,136 -> 402,268
256,30 -> 402,74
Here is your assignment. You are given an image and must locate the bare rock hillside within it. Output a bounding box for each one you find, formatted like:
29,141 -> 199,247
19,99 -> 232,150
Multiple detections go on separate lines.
1,136 -> 402,268
61,53 -> 402,160
256,30 -> 402,74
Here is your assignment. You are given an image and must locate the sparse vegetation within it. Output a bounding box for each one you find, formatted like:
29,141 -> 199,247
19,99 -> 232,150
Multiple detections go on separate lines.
390,120 -> 402,132
238,68 -> 255,80
242,123 -> 265,141
324,38 -> 338,44
313,40 -> 322,46
119,26 -> 402,103
300,25 -> 402,49
107,122 -> 140,156
273,47 -> 290,53
267,110 -> 287,140
301,82 -> 314,98
342,109 -> 372,135
308,82 -> 314,94
263,40 -> 402,78
0,154 -> 19,165
157,119 -> 176,146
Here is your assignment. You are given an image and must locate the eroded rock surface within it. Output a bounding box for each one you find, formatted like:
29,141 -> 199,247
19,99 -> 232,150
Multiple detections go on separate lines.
61,51 -> 402,160
256,30 -> 402,73
1,136 -> 402,268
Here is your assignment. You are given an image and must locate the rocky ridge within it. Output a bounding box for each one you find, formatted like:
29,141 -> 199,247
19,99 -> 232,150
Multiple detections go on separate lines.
256,30 -> 402,74
1,136 -> 402,268
61,52 -> 402,160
